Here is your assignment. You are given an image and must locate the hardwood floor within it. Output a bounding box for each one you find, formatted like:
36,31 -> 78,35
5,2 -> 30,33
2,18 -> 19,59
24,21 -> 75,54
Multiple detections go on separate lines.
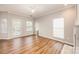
0,35 -> 64,54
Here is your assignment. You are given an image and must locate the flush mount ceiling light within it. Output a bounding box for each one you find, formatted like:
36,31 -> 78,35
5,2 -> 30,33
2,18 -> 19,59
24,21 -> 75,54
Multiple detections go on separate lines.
31,9 -> 35,13
64,4 -> 68,6
28,5 -> 36,14
29,9 -> 35,18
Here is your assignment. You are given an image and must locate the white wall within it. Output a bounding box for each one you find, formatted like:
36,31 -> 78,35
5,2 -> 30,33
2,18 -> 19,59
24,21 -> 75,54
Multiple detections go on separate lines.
35,6 -> 76,44
75,5 -> 79,26
75,5 -> 79,54
0,12 -> 34,39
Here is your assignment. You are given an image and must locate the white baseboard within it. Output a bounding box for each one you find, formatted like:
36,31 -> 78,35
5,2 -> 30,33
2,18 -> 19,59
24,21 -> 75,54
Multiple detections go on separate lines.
39,35 -> 73,47
0,34 -> 34,40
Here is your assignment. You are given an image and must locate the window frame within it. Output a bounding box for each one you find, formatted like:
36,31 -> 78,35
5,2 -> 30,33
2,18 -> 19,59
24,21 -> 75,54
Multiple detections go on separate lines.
52,17 -> 64,39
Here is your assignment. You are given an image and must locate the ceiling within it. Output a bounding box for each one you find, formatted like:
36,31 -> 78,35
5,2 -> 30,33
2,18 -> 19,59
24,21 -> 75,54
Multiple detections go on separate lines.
0,4 -> 74,18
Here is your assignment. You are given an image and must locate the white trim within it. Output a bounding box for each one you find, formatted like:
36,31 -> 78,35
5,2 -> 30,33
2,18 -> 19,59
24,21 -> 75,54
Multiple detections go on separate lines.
39,35 -> 73,46
35,5 -> 75,19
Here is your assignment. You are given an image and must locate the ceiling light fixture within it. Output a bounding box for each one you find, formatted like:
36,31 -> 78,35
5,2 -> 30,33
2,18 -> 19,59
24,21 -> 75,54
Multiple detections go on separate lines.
31,9 -> 35,13
64,4 -> 68,6
29,9 -> 35,18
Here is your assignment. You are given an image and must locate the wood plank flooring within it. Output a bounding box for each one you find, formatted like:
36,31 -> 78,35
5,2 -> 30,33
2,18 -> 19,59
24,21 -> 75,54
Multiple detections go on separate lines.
0,35 -> 64,54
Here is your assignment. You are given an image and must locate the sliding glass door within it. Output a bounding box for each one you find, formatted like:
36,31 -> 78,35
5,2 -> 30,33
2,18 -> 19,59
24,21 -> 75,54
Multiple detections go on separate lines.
26,20 -> 33,34
12,19 -> 22,37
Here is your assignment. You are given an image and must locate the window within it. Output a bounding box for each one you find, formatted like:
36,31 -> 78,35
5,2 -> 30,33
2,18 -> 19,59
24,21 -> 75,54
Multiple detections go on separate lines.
1,19 -> 8,33
12,19 -> 22,36
53,18 -> 64,39
26,21 -> 33,32
35,22 -> 39,31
